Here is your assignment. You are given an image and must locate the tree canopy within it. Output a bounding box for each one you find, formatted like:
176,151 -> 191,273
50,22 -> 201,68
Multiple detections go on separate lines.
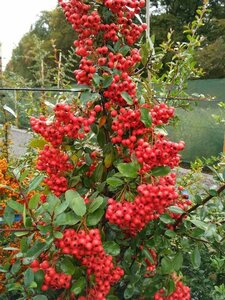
6,1 -> 225,80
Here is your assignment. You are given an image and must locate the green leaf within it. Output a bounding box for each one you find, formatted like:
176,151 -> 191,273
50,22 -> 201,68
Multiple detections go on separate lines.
3,206 -> 15,226
24,268 -> 34,288
92,162 -> 104,182
26,241 -> 47,259
119,45 -> 130,56
190,220 -> 208,231
72,84 -> 90,92
161,257 -> 174,274
54,231 -> 63,239
160,214 -> 174,224
165,230 -> 176,238
103,241 -> 120,256
93,74 -> 102,85
20,237 -> 28,253
54,211 -> 81,226
55,201 -> 69,216
121,92 -> 133,105
19,169 -> 30,182
32,296 -> 48,300
60,257 -> 76,275
124,284 -> 135,299
11,260 -> 21,274
71,277 -> 86,295
107,177 -> 124,187
142,248 -> 154,264
117,161 -> 140,178
102,76 -> 113,88
208,189 -> 218,197
173,252 -> 183,271
7,200 -> 24,213
87,209 -> 105,226
80,91 -> 99,104
66,190 -> 86,217
140,107 -> 152,127
28,194 -> 40,210
34,270 -> 44,289
167,206 -> 185,214
191,246 -> 201,268
151,166 -> 171,177
27,175 -> 44,193
88,196 -> 104,213
107,296 -> 119,300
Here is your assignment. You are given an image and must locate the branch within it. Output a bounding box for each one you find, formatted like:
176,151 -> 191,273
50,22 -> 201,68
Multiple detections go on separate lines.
174,184 -> 225,229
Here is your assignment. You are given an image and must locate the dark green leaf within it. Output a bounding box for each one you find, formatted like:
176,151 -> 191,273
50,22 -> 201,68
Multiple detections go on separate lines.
7,200 -> 24,213
92,162 -> 104,182
140,107 -> 152,127
124,284 -> 135,299
24,268 -> 34,287
87,209 -> 105,226
120,45 -> 130,56
107,176 -> 123,187
26,241 -> 47,258
93,74 -> 102,85
34,270 -> 44,289
28,194 -> 40,210
191,246 -> 201,268
11,260 -> 21,274
103,76 -> 113,88
32,296 -> 48,300
54,211 -> 81,226
208,189 -> 218,197
103,241 -> 120,256
66,190 -> 86,217
71,277 -> 86,295
60,257 -> 76,275
88,196 -> 104,213
117,161 -> 140,178
173,252 -> 183,271
161,257 -> 174,274
121,92 -> 133,105
142,248 -> 154,264
151,166 -> 171,177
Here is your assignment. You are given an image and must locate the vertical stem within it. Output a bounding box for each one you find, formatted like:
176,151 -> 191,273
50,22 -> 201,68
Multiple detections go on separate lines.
57,51 -> 62,88
14,90 -> 19,128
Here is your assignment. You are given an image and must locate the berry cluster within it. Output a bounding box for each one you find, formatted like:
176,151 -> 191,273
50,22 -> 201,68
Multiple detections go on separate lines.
59,0 -> 146,105
106,174 -> 179,235
30,259 -> 71,291
31,103 -> 95,147
56,229 -> 124,299
154,281 -> 191,300
135,138 -> 185,173
104,74 -> 138,105
37,145 -> 73,196
151,103 -> 174,125
111,107 -> 147,147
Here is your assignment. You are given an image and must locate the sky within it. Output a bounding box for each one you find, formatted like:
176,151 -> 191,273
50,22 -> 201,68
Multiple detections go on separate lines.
0,0 -> 58,69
